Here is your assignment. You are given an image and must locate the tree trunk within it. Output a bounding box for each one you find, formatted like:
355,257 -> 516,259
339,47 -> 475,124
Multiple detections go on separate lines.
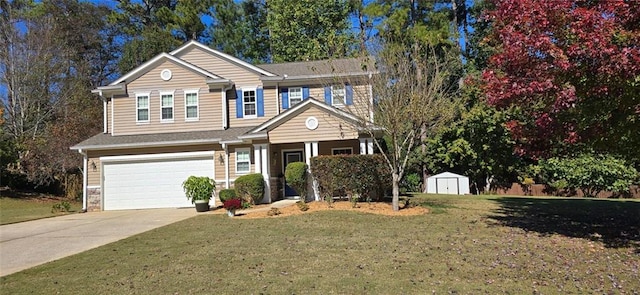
392,172 -> 400,211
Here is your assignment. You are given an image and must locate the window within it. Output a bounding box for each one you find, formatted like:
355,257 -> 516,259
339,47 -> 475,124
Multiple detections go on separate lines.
332,147 -> 353,155
243,89 -> 256,117
160,92 -> 174,121
136,94 -> 149,122
185,91 -> 199,121
236,148 -> 251,174
289,87 -> 302,106
331,85 -> 345,106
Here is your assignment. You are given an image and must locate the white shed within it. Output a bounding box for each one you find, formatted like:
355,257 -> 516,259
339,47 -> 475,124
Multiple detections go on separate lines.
426,172 -> 470,195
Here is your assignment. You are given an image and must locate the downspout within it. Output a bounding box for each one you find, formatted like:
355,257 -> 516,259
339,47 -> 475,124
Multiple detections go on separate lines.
222,84 -> 232,130
275,82 -> 280,115
78,149 -> 87,212
368,72 -> 374,123
223,143 -> 230,189
103,98 -> 107,133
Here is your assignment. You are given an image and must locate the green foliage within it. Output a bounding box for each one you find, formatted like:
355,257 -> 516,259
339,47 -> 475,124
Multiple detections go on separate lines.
400,172 -> 422,193
311,155 -> 390,202
539,154 -> 639,197
295,201 -> 309,212
266,0 -> 356,62
218,189 -> 237,203
182,176 -> 215,204
51,201 -> 71,213
424,103 -> 520,193
234,173 -> 265,204
285,162 -> 307,199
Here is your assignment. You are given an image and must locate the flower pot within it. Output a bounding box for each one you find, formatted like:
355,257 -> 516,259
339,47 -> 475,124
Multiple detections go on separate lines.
226,209 -> 236,217
194,200 -> 210,212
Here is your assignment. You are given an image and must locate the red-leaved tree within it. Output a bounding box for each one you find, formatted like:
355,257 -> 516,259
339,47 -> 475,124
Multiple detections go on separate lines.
482,0 -> 640,163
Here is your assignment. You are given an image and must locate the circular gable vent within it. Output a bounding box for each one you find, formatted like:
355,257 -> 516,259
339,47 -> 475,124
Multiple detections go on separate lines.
305,116 -> 319,130
160,69 -> 172,81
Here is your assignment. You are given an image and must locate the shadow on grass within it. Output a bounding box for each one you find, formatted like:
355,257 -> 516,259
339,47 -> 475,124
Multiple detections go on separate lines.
489,197 -> 640,250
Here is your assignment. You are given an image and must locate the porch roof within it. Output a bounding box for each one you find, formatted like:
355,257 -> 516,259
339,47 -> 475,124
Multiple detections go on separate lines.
70,127 -> 255,151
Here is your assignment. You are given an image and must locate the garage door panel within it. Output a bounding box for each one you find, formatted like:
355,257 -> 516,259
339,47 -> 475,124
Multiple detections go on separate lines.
103,156 -> 214,210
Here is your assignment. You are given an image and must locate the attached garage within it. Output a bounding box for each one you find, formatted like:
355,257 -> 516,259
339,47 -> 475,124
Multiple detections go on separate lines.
101,152 -> 215,210
426,172 -> 470,195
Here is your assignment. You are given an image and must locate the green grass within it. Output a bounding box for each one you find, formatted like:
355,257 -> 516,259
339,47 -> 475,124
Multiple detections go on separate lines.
1,195 -> 639,294
0,197 -> 82,225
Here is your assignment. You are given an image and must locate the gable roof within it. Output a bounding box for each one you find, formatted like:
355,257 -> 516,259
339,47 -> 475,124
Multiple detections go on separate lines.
170,40 -> 276,77
429,172 -> 469,179
108,53 -> 226,86
244,98 -> 365,136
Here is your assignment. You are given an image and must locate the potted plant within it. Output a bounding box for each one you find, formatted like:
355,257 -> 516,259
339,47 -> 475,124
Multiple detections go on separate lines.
182,176 -> 215,212
222,198 -> 242,217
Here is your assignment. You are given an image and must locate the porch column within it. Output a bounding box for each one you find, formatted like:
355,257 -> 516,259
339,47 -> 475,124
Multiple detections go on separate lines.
360,138 -> 374,155
223,143 -> 230,189
253,143 -> 271,203
305,142 -> 319,201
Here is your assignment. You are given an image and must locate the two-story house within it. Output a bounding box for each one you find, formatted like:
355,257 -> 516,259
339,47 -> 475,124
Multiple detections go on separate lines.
71,40 -> 377,211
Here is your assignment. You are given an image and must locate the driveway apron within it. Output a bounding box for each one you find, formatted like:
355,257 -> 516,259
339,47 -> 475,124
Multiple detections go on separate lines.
0,208 -> 196,277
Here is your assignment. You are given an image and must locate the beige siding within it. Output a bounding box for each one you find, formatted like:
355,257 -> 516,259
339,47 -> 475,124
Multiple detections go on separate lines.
174,47 -> 262,87
113,60 -> 223,135
268,107 -> 359,144
87,156 -> 101,187
106,100 -> 112,134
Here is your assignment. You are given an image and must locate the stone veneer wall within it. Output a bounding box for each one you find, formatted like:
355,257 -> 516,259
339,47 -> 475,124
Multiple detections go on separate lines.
87,187 -> 101,211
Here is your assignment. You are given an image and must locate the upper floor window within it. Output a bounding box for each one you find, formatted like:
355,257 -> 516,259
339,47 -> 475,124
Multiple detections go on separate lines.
331,85 -> 345,106
289,87 -> 303,106
160,92 -> 174,121
236,148 -> 251,174
185,91 -> 199,121
136,93 -> 149,123
243,89 -> 256,117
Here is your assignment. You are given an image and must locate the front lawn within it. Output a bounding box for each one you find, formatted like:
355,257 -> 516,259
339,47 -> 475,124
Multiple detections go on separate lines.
0,194 -> 82,225
1,194 -> 638,293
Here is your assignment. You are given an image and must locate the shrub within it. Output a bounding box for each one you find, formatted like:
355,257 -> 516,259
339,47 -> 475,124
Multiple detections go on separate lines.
219,189 -> 237,203
267,208 -> 281,216
296,201 -> 309,211
51,201 -> 71,213
182,176 -> 215,203
285,162 -> 308,198
234,173 -> 264,204
311,154 -> 390,202
539,153 -> 639,197
401,172 -> 422,193
223,198 -> 242,210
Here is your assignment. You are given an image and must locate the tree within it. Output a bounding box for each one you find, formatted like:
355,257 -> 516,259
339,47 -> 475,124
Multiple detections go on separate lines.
1,0 -> 110,195
208,0 -> 270,63
266,0 -> 356,62
482,0 -> 640,166
109,0 -> 211,74
340,43 -> 459,211
424,103 -> 520,194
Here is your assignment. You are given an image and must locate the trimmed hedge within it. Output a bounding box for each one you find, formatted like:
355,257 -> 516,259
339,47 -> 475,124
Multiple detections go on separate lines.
218,189 -> 237,203
234,173 -> 265,204
311,154 -> 390,201
285,162 -> 308,198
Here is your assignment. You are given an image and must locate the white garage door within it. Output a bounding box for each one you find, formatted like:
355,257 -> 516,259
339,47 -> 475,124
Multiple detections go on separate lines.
103,155 -> 214,210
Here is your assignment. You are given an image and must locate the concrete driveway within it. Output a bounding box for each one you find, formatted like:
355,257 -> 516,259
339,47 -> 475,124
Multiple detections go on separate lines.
0,208 -> 196,277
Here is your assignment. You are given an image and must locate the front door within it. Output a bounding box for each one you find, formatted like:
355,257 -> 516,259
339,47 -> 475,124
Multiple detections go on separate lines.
283,150 -> 304,197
